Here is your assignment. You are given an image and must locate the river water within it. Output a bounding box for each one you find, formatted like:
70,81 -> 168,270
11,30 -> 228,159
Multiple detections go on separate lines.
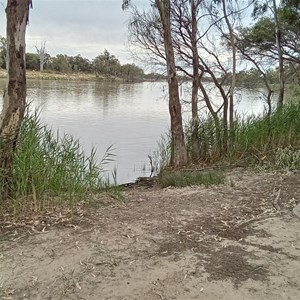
0,79 -> 268,183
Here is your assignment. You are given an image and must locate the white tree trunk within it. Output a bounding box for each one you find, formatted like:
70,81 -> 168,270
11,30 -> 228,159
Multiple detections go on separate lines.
155,0 -> 187,167
0,0 -> 31,199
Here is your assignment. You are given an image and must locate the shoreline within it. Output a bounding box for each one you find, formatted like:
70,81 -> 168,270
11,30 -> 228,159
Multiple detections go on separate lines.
0,69 -> 162,83
0,69 -> 124,82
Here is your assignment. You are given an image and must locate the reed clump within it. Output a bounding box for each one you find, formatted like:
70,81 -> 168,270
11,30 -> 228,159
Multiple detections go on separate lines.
182,103 -> 299,167
0,111 -> 115,214
155,103 -> 300,185
228,103 -> 300,166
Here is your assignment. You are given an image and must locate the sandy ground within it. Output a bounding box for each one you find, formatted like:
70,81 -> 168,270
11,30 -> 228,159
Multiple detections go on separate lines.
0,169 -> 299,300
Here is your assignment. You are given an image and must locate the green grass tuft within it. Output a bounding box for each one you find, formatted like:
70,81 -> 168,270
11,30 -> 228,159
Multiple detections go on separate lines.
273,147 -> 300,169
159,170 -> 225,188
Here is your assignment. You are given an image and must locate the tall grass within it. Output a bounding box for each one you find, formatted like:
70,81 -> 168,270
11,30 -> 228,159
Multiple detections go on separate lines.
231,103 -> 300,165
0,111 -> 115,213
151,132 -> 172,174
185,114 -> 225,163
156,103 -> 300,171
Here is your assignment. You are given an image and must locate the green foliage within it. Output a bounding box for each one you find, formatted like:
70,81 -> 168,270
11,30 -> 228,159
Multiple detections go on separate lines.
184,115 -> 225,163
0,110 -> 115,213
274,147 -> 300,169
0,36 -> 6,69
240,17 -> 276,50
93,49 -> 121,77
236,68 -> 263,87
26,53 -> 40,70
68,54 -> 92,73
286,85 -> 300,103
144,72 -> 166,81
159,170 -> 225,188
236,67 -> 300,87
48,54 -> 73,73
237,0 -> 300,83
120,63 -> 144,82
279,0 -> 300,31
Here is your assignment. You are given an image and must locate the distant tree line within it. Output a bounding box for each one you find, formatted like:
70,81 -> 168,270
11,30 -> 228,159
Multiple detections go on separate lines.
0,40 -> 150,82
229,67 -> 299,88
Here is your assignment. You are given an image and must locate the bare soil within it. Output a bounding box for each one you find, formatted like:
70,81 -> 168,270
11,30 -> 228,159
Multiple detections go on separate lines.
0,169 -> 300,300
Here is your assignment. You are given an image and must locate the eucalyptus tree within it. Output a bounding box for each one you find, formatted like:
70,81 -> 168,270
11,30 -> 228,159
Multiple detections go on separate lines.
120,63 -> 144,81
155,0 -> 188,166
174,0 -> 247,152
93,49 -> 121,77
70,55 -> 92,73
35,41 -> 47,72
237,0 -> 300,108
129,0 -> 203,162
125,0 -> 188,166
127,0 -> 252,160
48,54 -> 73,73
169,0 -> 203,161
0,0 -> 32,199
220,0 -> 237,139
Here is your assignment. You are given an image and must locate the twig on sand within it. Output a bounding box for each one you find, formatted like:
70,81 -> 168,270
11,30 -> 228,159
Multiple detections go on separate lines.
233,212 -> 276,229
273,189 -> 281,211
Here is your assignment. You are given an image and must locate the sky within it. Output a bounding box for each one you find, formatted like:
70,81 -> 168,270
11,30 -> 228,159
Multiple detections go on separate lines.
0,0 -> 149,64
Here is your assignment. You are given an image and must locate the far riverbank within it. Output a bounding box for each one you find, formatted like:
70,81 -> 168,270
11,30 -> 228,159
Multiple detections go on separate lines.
0,69 -> 129,82
0,69 -> 165,82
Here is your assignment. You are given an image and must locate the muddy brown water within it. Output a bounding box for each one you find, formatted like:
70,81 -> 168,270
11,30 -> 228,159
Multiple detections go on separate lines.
0,79 -> 270,183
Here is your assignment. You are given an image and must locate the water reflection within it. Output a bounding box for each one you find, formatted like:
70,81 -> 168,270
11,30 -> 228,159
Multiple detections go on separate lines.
0,79 -> 270,183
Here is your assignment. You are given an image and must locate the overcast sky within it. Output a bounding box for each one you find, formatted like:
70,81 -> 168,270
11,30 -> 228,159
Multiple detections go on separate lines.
0,0 -> 149,64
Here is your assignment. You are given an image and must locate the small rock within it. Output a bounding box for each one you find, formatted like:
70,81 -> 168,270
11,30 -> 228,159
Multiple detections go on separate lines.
293,203 -> 300,218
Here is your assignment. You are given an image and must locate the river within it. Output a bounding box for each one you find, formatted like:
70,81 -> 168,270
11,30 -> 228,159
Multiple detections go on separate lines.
0,79 -> 268,183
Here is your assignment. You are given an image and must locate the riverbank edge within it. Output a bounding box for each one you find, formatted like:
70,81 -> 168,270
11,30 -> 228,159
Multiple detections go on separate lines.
0,69 -> 148,82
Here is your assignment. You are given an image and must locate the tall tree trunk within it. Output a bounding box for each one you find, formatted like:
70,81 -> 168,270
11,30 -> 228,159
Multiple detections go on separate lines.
0,0 -> 31,199
222,0 -> 236,146
190,0 -> 201,162
155,0 -> 187,167
272,0 -> 284,109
